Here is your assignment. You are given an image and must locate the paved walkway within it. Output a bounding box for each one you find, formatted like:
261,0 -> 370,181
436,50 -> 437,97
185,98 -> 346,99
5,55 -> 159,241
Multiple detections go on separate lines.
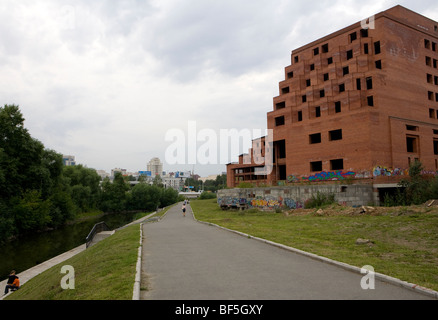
141,203 -> 434,300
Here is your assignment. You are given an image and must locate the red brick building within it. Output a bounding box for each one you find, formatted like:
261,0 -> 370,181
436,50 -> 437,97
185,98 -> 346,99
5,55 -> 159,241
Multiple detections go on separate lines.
227,5 -> 438,188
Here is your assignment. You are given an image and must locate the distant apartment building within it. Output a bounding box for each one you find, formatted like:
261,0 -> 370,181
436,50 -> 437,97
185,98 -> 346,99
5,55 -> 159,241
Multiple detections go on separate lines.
147,157 -> 163,177
62,155 -> 76,166
227,5 -> 438,188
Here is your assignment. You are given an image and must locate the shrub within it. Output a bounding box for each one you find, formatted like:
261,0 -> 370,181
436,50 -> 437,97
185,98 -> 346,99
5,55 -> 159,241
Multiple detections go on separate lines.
305,192 -> 336,209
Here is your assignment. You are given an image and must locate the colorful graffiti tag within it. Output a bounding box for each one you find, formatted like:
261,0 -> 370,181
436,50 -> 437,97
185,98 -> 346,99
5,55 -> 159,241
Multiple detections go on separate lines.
302,171 -> 356,182
285,165 -> 437,183
372,166 -> 408,177
218,197 -> 304,210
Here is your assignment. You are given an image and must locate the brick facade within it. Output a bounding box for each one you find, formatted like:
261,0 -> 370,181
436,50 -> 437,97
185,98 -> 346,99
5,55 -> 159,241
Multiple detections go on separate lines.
227,5 -> 438,188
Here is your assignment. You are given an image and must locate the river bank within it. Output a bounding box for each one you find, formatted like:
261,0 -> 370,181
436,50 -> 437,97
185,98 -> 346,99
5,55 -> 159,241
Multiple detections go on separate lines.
0,210 -> 152,281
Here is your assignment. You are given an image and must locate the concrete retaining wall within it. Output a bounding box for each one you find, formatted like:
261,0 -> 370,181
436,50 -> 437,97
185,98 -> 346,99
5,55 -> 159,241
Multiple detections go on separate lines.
218,184 -> 376,209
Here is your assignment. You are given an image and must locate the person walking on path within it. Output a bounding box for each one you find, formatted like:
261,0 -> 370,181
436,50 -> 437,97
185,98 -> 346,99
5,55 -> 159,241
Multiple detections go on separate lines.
181,202 -> 186,217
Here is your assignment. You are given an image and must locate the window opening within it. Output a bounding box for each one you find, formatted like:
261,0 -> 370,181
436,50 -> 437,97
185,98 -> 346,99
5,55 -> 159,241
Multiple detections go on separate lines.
309,133 -> 322,144
329,129 -> 343,141
330,159 -> 344,170
366,77 -> 373,90
374,41 -> 381,54
310,161 -> 323,172
275,116 -> 285,126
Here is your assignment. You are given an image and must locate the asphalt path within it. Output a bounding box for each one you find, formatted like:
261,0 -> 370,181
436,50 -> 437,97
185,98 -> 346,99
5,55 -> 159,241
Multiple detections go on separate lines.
140,203 -> 433,300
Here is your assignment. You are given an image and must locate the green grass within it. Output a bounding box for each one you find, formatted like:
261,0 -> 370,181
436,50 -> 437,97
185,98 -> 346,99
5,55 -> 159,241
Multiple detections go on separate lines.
6,223 -> 141,300
191,199 -> 438,292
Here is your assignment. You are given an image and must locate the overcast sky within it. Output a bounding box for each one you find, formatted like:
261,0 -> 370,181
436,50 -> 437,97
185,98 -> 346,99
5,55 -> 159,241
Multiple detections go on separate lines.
1,0 -> 438,177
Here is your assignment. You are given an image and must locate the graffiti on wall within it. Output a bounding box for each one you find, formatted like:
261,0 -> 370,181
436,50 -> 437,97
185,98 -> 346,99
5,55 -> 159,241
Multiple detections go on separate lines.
285,165 -> 438,183
218,196 -> 304,210
287,170 -> 358,183
372,166 -> 408,177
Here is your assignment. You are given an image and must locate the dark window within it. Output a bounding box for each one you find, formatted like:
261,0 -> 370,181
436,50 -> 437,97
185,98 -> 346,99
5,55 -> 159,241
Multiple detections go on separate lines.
275,116 -> 285,126
335,101 -> 342,113
302,95 -> 307,103
279,165 -> 287,180
349,32 -> 357,42
306,79 -> 311,87
276,101 -> 286,109
294,56 -> 299,63
347,50 -> 353,60
298,111 -> 303,122
322,43 -> 329,53
366,77 -> 373,90
281,87 -> 290,94
328,57 -> 333,65
356,78 -> 362,90
435,76 -> 438,85
330,159 -> 344,170
309,133 -> 322,144
374,41 -> 381,54
276,140 -> 286,159
320,90 -> 325,98
324,73 -> 329,81
310,161 -> 323,172
360,29 -> 368,38
406,125 -> 418,131
313,47 -> 319,56
310,64 -> 315,71
287,71 -> 294,79
367,96 -> 374,106
375,60 -> 382,69
426,56 -> 432,66
406,136 -> 418,153
434,140 -> 438,155
364,43 -> 369,54
343,66 -> 349,76
427,74 -> 433,83
339,83 -> 345,92
430,108 -> 435,119
329,129 -> 343,141
429,91 -> 434,101
425,39 -> 431,49
315,106 -> 321,118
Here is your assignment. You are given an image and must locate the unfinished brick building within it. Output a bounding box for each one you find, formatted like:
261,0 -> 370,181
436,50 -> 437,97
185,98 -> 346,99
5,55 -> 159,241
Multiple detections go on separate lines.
227,5 -> 438,188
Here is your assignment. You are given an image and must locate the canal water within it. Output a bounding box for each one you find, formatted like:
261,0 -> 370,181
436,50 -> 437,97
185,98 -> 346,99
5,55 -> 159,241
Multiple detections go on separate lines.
0,211 -> 142,281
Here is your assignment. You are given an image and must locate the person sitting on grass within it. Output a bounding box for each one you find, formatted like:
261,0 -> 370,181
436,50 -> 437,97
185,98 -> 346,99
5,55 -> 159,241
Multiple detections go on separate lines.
4,270 -> 20,295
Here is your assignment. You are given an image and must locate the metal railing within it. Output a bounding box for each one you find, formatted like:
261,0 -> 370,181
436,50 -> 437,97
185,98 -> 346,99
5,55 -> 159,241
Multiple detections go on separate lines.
86,222 -> 110,248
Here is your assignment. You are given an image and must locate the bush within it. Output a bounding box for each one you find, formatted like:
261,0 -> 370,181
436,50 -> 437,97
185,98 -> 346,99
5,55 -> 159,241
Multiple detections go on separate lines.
199,192 -> 217,200
305,192 -> 336,209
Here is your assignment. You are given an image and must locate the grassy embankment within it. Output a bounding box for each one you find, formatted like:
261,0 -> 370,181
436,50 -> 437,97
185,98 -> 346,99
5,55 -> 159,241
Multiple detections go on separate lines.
5,207 -> 172,300
191,199 -> 438,292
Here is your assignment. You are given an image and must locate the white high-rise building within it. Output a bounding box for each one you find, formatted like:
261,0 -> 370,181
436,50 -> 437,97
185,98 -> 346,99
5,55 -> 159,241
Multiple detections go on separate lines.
147,157 -> 163,177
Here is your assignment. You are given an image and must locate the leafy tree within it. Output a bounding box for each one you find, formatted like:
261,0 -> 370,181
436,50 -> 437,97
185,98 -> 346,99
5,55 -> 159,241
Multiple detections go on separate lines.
63,165 -> 101,213
100,173 -> 129,212
129,184 -> 161,211
160,187 -> 179,207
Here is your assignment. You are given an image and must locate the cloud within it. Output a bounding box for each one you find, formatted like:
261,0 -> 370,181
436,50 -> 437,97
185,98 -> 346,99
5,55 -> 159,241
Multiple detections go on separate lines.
1,0 -> 438,176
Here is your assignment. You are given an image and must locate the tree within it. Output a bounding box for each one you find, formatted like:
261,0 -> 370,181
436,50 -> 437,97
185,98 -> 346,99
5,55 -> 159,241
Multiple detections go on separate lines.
100,173 -> 129,212
63,165 -> 101,213
129,184 -> 161,211
0,105 -> 73,236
